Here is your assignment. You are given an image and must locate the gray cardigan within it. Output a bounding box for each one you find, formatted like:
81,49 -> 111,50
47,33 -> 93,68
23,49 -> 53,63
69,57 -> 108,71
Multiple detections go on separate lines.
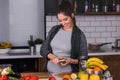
40,25 -> 88,72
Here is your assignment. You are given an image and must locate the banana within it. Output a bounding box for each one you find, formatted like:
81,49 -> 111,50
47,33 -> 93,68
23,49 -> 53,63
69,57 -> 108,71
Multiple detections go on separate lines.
87,61 -> 108,71
86,57 -> 104,64
87,65 -> 95,69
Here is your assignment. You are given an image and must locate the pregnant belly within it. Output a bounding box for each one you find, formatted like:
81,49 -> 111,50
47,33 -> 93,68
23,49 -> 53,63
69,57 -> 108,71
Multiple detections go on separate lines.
47,61 -> 72,74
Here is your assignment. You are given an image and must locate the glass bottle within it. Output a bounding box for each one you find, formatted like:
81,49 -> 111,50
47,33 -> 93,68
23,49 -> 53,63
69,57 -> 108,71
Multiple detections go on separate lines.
102,0 -> 108,13
28,35 -> 35,55
95,5 -> 98,12
112,0 -> 116,11
116,4 -> 120,12
92,3 -> 95,12
85,1 -> 89,12
79,56 -> 87,72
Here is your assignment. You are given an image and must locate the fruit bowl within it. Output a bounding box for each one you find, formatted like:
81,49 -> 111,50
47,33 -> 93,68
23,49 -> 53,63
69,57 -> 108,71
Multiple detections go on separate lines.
0,48 -> 10,54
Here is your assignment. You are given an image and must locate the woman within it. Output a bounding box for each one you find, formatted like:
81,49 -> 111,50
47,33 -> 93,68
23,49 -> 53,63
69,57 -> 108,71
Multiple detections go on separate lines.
40,0 -> 88,74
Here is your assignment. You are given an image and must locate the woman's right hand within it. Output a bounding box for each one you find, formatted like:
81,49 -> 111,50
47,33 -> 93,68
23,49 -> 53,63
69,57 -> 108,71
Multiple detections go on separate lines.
47,53 -> 64,64
51,57 -> 63,64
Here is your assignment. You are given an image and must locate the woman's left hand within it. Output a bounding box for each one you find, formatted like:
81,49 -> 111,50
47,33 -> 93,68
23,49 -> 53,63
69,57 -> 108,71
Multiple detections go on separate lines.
60,58 -> 71,67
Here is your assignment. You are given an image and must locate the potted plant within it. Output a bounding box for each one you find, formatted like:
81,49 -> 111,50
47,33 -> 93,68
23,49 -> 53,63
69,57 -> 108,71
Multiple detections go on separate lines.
34,38 -> 43,44
34,38 -> 43,53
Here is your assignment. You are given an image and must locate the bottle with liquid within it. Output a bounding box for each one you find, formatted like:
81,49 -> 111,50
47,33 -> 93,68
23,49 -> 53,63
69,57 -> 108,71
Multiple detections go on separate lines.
85,1 -> 89,12
92,3 -> 95,12
102,0 -> 108,13
112,0 -> 116,11
28,35 -> 35,55
79,56 -> 87,72
95,5 -> 99,12
116,4 -> 120,12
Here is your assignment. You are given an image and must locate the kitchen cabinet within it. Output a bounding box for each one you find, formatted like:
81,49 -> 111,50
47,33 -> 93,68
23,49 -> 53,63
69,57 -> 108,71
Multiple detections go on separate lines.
45,0 -> 120,15
0,58 -> 39,73
38,58 -> 45,72
89,55 -> 120,80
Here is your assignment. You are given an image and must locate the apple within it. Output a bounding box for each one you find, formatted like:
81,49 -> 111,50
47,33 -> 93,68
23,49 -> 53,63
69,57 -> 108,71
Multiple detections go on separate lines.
49,76 -> 56,80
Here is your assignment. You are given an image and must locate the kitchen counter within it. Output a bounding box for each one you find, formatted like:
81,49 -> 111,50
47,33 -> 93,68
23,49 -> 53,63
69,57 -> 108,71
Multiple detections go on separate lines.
0,49 -> 120,59
21,72 -> 52,80
0,48 -> 42,59
88,49 -> 120,56
21,72 -> 64,80
0,53 -> 42,59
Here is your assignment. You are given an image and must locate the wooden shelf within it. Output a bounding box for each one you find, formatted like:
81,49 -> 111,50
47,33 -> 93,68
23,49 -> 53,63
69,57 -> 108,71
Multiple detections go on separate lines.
46,12 -> 120,16
84,12 -> 120,15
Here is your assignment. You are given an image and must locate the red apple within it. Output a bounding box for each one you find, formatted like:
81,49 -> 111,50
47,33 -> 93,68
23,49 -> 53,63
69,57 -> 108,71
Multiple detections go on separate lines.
49,76 -> 56,80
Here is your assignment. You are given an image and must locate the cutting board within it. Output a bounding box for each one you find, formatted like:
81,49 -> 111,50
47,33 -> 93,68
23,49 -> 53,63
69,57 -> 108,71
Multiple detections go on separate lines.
55,72 -> 73,78
21,72 -> 52,80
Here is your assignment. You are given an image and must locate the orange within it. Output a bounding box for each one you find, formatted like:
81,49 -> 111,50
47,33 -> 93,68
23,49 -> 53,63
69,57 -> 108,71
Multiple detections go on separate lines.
89,74 -> 100,80
63,74 -> 70,79
93,67 -> 102,71
80,74 -> 89,80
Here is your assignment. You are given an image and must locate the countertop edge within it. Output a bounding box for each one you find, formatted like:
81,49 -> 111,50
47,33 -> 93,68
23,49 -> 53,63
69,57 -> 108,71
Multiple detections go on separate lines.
0,51 -> 120,59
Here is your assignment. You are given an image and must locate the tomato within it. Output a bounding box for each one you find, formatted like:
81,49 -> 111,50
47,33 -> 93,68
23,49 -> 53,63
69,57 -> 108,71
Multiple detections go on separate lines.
25,75 -> 31,80
24,74 -> 39,80
31,75 -> 39,80
49,76 -> 56,80
0,77 -> 3,80
3,75 -> 8,80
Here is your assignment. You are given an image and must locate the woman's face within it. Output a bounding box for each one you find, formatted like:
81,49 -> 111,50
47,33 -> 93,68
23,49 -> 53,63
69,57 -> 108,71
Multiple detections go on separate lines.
57,13 -> 74,28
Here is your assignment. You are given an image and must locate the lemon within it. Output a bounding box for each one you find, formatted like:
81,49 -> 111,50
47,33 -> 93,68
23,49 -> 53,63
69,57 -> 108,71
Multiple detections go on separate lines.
89,74 -> 100,80
70,73 -> 77,80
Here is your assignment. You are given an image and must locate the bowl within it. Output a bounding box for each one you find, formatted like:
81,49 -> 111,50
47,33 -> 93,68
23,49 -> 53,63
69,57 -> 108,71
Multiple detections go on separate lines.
0,48 -> 10,54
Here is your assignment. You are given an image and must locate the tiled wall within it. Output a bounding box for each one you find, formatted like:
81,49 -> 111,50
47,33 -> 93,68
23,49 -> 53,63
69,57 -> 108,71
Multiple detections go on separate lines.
46,15 -> 120,48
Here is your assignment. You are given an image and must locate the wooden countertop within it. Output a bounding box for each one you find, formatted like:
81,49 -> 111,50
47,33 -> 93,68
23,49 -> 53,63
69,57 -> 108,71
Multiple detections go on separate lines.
21,72 -> 52,80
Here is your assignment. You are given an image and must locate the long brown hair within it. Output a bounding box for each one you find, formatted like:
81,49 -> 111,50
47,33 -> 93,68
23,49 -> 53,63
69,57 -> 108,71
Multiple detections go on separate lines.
56,0 -> 76,25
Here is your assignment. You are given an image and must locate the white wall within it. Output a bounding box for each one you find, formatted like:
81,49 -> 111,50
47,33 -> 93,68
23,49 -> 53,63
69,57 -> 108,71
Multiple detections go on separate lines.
0,0 -> 9,41
9,0 -> 44,46
0,0 -> 44,46
46,15 -> 120,48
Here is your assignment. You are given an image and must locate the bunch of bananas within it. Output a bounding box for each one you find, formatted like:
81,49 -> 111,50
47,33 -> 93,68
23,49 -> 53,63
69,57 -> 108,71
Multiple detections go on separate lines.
86,57 -> 108,71
0,41 -> 12,49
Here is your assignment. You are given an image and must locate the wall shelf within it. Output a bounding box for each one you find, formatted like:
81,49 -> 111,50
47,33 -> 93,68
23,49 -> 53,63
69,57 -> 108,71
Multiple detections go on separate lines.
45,0 -> 120,16
84,12 -> 120,15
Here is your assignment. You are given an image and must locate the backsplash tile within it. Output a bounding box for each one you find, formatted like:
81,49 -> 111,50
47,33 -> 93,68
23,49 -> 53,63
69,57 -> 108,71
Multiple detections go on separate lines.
46,15 -> 120,48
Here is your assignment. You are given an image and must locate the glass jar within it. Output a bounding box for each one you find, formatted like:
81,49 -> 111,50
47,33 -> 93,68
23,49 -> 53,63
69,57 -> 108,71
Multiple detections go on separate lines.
79,56 -> 87,72
102,5 -> 108,13
116,4 -> 120,12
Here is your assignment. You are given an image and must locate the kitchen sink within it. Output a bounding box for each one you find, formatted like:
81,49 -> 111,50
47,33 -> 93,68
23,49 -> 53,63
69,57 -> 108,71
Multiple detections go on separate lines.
7,49 -> 30,56
88,48 -> 120,53
88,50 -> 105,53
